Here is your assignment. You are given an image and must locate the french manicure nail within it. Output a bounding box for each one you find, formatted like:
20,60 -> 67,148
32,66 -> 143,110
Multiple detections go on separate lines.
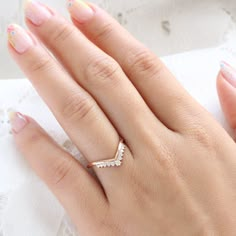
8,112 -> 28,134
67,0 -> 94,23
220,61 -> 236,88
25,1 -> 52,26
7,24 -> 34,54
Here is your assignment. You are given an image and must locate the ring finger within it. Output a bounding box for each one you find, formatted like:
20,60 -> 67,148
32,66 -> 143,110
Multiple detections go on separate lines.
7,24 -> 133,190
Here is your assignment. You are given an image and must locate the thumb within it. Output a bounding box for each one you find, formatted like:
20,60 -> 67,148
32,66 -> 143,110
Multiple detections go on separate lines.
217,61 -> 236,132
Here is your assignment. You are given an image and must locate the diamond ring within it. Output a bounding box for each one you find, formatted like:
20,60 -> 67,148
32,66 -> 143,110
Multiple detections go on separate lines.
87,139 -> 126,168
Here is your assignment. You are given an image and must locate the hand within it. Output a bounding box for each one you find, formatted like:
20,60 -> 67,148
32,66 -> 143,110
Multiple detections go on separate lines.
7,1 -> 236,235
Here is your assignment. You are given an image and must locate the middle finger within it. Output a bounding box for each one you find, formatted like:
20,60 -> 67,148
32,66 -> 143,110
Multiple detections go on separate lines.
24,1 -> 169,149
7,24 -> 130,189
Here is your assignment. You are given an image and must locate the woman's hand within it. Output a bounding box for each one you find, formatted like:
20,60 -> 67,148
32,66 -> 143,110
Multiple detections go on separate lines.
7,1 -> 236,235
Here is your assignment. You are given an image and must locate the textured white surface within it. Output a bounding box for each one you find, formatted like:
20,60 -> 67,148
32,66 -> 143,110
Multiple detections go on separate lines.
0,0 -> 236,78
0,44 -> 236,235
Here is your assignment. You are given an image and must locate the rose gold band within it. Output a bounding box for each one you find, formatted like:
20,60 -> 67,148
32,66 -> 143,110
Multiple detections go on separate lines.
87,139 -> 125,168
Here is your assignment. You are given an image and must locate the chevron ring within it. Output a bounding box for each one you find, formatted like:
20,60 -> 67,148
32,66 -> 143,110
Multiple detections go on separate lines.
87,139 -> 126,168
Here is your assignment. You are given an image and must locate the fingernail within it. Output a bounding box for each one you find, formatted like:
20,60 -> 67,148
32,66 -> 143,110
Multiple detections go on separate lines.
67,0 -> 94,23
220,61 -> 236,88
7,24 -> 34,54
25,1 -> 52,26
8,112 -> 28,134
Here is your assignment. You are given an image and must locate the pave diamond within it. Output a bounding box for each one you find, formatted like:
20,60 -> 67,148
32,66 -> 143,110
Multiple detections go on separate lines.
115,160 -> 121,166
89,140 -> 126,168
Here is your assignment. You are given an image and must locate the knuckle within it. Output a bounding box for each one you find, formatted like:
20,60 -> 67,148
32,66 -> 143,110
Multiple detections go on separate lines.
51,23 -> 76,43
94,22 -> 114,42
188,124 -> 216,150
145,137 -> 176,173
61,92 -> 95,122
50,157 -> 74,188
153,144 -> 175,172
31,56 -> 53,73
97,216 -> 125,236
24,132 -> 44,148
85,56 -> 120,84
126,48 -> 162,78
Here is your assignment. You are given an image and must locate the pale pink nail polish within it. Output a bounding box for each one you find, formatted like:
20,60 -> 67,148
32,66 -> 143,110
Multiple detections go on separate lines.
25,1 -> 52,26
67,0 -> 94,23
9,112 -> 28,134
7,24 -> 34,54
220,61 -> 236,88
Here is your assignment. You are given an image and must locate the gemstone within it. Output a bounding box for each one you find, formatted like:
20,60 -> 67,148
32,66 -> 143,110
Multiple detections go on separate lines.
115,160 -> 121,166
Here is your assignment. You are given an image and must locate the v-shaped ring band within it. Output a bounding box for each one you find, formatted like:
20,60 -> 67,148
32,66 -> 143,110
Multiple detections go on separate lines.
87,139 -> 126,168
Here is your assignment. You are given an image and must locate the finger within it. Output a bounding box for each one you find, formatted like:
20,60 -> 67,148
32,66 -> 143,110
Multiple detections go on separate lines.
217,61 -> 236,133
24,1 -> 168,148
69,2 -> 206,132
7,24 -> 129,187
9,112 -> 108,233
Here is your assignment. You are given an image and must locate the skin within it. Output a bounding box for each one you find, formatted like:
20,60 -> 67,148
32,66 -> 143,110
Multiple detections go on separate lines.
7,3 -> 236,236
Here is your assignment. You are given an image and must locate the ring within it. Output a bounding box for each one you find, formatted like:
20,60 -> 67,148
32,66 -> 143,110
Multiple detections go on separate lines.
87,139 -> 126,168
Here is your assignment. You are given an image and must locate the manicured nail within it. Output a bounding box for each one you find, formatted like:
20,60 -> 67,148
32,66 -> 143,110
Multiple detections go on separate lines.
67,0 -> 94,23
7,24 -> 34,54
25,1 -> 52,26
8,112 -> 28,134
220,61 -> 236,88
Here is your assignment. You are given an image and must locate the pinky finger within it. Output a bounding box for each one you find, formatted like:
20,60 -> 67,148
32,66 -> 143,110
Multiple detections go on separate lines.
217,62 -> 236,136
9,112 -> 108,233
